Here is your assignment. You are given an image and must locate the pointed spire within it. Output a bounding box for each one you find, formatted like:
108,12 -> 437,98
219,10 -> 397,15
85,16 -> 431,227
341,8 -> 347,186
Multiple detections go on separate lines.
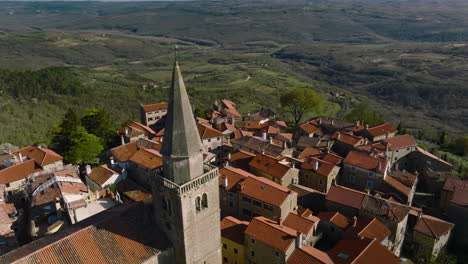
161,58 -> 204,184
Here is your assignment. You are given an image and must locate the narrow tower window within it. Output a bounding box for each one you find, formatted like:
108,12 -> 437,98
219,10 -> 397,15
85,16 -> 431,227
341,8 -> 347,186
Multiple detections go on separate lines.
195,196 -> 201,212
202,193 -> 208,209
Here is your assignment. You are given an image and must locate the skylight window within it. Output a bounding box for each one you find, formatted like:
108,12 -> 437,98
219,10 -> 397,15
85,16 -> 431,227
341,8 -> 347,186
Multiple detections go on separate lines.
338,253 -> 349,259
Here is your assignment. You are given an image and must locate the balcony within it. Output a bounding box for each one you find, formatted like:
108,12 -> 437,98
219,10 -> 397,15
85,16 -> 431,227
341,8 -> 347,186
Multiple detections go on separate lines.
155,164 -> 219,195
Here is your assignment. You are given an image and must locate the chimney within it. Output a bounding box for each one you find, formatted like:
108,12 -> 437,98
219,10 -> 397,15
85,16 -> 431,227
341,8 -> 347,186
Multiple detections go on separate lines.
125,127 -> 130,136
377,162 -> 382,172
417,211 -> 423,220
110,156 -> 115,165
247,112 -> 251,117
385,132 -> 389,139
262,132 -> 267,140
353,216 -> 358,227
283,141 -> 288,149
292,162 -> 295,169
277,217 -> 283,226
364,138 -> 368,145
356,120 -> 360,126
269,137 -> 273,144
366,124 -> 369,130
318,119 -> 321,125
18,153 -> 23,162
385,144 -> 389,157
314,160 -> 319,171
85,164 -> 92,175
231,117 -> 235,125
222,176 -> 228,189
120,134 -> 125,145
261,149 -> 265,155
336,133 -> 341,140
295,231 -> 303,249
227,152 -> 232,160
331,119 -> 335,125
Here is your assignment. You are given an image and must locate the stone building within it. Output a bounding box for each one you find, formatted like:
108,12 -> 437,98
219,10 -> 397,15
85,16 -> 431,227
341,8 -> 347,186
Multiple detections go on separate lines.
342,150 -> 389,192
248,153 -> 299,187
357,123 -> 398,142
140,102 -> 168,126
300,155 -> 340,193
411,214 -> 454,259
221,216 -> 248,264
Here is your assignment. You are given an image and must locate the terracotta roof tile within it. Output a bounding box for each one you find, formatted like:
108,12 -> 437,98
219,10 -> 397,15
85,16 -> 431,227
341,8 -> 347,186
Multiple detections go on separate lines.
416,147 -> 452,167
344,151 -> 388,174
320,153 -> 344,165
197,123 -> 223,139
116,179 -> 151,202
288,246 -> 333,264
249,154 -> 291,180
326,185 -> 367,209
88,165 -> 118,186
13,146 -> 62,167
221,216 -> 249,245
442,177 -> 468,206
298,147 -> 322,160
299,122 -> 320,135
332,132 -> 363,146
414,214 -> 454,239
366,123 -> 398,138
111,142 -> 138,162
346,217 -> 391,242
127,121 -> 156,136
232,136 -> 284,157
0,160 -> 42,184
128,149 -> 162,170
301,157 -> 338,178
141,103 -> 168,112
384,175 -> 412,197
317,212 -> 351,229
283,212 -> 319,235
383,134 -> 417,150
245,216 -> 297,252
329,238 -> 400,264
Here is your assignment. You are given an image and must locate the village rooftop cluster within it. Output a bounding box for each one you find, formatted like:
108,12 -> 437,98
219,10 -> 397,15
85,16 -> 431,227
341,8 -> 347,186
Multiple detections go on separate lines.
0,62 -> 465,264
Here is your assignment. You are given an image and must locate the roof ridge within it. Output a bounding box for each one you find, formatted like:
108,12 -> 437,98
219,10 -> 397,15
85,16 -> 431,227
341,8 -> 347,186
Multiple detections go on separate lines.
421,216 -> 437,238
351,238 -> 375,264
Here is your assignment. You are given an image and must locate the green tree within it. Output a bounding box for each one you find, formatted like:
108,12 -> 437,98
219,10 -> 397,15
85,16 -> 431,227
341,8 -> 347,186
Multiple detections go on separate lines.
81,108 -> 116,147
439,130 -> 448,146
51,109 -> 81,155
451,136 -> 468,156
65,126 -> 104,164
280,88 -> 323,126
344,101 -> 384,126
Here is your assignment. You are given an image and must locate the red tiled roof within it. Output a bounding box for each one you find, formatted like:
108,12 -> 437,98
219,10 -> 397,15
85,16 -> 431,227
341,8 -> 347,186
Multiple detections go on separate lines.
0,203 -> 15,216
13,146 -> 62,167
197,123 -> 223,139
442,177 -> 468,206
301,157 -> 338,177
298,147 -> 321,160
383,134 -> 417,150
384,175 -> 412,197
88,165 -> 118,186
329,238 -> 400,264
141,102 -> 168,112
111,142 -> 138,162
267,126 -> 280,134
326,185 -> 366,209
275,121 -> 288,128
229,150 -> 256,168
299,122 -> 320,135
414,214 -> 454,239
219,167 -> 251,191
0,160 -> 42,184
332,132 -> 363,146
317,212 -> 351,229
249,154 -> 291,180
283,212 -> 319,235
346,217 -> 391,242
221,216 -> 249,245
344,151 -> 388,174
366,123 -> 398,138
288,246 -> 333,264
279,133 -> 293,141
320,153 -> 343,165
128,149 -> 163,169
245,216 -> 297,252
128,121 -> 156,135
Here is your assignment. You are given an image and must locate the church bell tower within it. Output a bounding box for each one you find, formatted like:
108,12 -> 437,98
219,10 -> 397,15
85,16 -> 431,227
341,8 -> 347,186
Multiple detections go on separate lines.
152,58 -> 222,264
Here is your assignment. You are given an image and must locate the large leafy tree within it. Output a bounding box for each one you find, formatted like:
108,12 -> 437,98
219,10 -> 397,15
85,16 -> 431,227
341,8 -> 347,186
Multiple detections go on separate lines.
344,101 -> 384,126
51,109 -> 81,155
280,88 -> 323,126
65,126 -> 104,164
81,108 -> 116,147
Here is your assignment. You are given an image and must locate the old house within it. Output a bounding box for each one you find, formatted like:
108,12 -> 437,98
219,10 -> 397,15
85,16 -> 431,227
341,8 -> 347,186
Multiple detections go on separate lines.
0,160 -> 42,195
329,238 -> 401,264
128,148 -> 163,189
382,170 -> 418,205
357,123 -> 398,142
316,211 -> 351,250
197,123 -> 224,155
331,132 -> 365,157
296,120 -> 322,139
140,102 -> 168,126
411,214 -> 454,259
382,134 -> 418,165
221,216 -> 248,264
228,150 -> 256,170
248,153 -> 299,187
0,203 -> 18,255
342,150 -> 389,191
85,164 -> 124,191
12,146 -> 63,172
300,156 -> 340,193
119,121 -> 156,143
232,136 -> 291,157
219,167 -> 298,221
308,117 -> 361,134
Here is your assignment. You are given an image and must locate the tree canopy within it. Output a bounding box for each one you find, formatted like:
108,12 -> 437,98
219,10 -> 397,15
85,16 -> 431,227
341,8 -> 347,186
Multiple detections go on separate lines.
280,88 -> 323,126
344,101 -> 384,126
81,108 -> 116,148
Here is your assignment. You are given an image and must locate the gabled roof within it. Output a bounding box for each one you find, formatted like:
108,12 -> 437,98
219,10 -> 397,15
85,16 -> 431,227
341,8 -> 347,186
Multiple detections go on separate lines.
111,142 -> 138,162
299,122 -> 320,135
366,123 -> 398,138
326,185 -> 366,209
414,214 -> 454,239
297,137 -> 321,149
360,196 -> 410,223
127,121 -> 156,136
283,211 -> 319,235
219,167 -> 294,207
221,99 -> 241,118
329,238 -> 400,264
383,134 -> 417,150
87,165 -> 118,186
141,102 -> 168,112
245,216 -> 298,252
288,246 -> 333,264
332,132 -> 363,146
197,123 -> 223,139
298,147 -> 321,160
128,149 -> 163,170
345,217 -> 391,242
234,121 -> 267,130
0,160 -> 42,184
317,211 -> 351,229
221,216 -> 249,245
320,153 -> 344,165
13,146 -> 62,167
301,157 -> 338,177
344,151 -> 388,174
249,154 -> 291,180
232,136 -> 284,157
0,203 -> 170,264
442,177 -> 468,206
384,175 -> 412,197
415,147 -> 452,167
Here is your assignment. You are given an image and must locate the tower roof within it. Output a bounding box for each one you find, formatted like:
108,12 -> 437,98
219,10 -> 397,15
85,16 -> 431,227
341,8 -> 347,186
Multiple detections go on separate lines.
161,61 -> 204,158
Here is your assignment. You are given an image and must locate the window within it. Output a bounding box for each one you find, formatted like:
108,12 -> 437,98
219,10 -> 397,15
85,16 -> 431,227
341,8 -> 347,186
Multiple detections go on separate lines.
368,172 -> 374,177
367,180 -> 374,189
242,196 -> 251,203
195,197 -> 201,212
202,193 -> 208,209
252,200 -> 261,207
208,139 -> 211,143
351,167 -> 356,172
263,204 -> 273,211
243,209 -> 251,216
229,201 -> 234,207
275,251 -> 280,257
223,257 -> 228,263
223,243 -> 227,249
251,238 -> 256,244
234,248 -> 238,254
349,175 -> 355,184
251,250 -> 255,257
5,183 -> 10,188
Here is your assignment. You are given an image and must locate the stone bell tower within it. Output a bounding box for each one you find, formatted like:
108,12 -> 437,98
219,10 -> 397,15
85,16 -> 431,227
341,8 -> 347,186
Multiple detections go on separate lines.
152,58 -> 222,264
